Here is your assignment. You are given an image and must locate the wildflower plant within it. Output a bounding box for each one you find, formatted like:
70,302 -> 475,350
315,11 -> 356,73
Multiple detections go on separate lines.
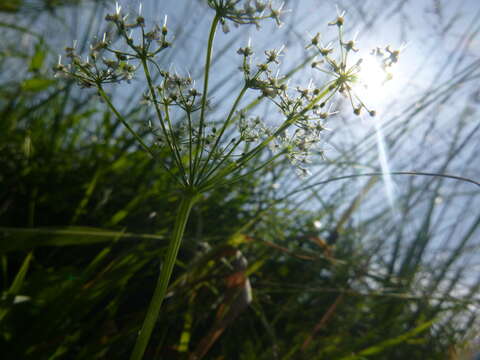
54,1 -> 399,359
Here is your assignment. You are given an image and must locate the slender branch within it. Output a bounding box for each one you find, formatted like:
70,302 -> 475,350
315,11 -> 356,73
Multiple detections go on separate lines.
196,85 -> 248,184
141,58 -> 187,185
193,14 -> 220,180
163,99 -> 188,182
201,84 -> 333,189
284,171 -> 480,201
201,150 -> 286,192
97,86 -> 154,157
200,138 -> 244,185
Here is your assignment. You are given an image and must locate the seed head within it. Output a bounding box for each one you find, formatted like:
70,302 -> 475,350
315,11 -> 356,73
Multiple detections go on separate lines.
306,32 -> 321,49
343,40 -> 358,52
328,9 -> 345,27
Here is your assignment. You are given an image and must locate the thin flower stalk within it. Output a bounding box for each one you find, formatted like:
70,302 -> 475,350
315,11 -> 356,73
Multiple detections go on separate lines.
194,14 -> 220,183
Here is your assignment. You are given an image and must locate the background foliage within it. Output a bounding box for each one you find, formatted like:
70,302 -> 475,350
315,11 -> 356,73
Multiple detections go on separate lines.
1,0 -> 479,359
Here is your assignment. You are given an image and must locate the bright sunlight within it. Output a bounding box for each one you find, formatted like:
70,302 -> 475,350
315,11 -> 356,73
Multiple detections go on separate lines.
355,50 -> 399,106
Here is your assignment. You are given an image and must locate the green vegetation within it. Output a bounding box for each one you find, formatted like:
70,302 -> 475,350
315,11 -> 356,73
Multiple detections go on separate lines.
1,1 -> 479,359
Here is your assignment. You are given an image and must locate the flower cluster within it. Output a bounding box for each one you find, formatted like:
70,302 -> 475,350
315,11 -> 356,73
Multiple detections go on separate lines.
52,35 -> 137,87
239,112 -> 271,142
306,10 -> 401,117
233,10 -> 401,176
145,71 -> 206,150
207,0 -> 286,32
54,2 -> 401,188
153,72 -> 203,112
236,42 -> 336,175
371,45 -> 401,68
104,2 -> 170,55
53,2 -> 172,86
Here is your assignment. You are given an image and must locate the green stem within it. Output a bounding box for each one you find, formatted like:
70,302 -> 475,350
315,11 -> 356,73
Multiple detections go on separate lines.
196,85 -> 248,184
97,86 -> 154,157
193,14 -> 220,179
200,138 -> 243,185
206,150 -> 286,191
97,86 -> 180,183
140,59 -> 188,185
129,193 -> 198,360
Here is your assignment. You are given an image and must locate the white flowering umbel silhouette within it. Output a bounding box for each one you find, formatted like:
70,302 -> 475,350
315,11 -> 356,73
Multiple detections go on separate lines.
54,2 -> 399,359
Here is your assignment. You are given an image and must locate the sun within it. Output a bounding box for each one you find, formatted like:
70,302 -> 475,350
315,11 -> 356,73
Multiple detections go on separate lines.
354,54 -> 396,105
353,47 -> 403,110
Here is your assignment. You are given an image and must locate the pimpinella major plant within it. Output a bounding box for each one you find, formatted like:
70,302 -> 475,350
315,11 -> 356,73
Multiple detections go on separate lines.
53,1 -> 400,359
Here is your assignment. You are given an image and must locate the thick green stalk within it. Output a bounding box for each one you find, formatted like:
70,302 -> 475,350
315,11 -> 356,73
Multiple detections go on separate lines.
129,193 -> 198,360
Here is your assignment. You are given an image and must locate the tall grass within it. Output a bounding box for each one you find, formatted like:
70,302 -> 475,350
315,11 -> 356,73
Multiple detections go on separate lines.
1,0 -> 479,359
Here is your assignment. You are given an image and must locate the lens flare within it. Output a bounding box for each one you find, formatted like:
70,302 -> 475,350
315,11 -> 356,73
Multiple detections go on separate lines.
355,52 -> 400,211
355,55 -> 395,105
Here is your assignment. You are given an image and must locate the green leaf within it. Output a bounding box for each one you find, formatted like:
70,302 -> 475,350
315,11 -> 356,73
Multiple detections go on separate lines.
340,319 -> 436,359
29,42 -> 46,72
0,0 -> 22,12
0,252 -> 32,322
21,77 -> 55,92
8,252 -> 33,295
23,131 -> 33,158
0,227 -> 165,252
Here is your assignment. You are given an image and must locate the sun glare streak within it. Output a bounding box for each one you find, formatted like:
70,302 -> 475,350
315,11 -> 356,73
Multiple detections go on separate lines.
356,52 -> 400,213
374,121 -> 397,210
